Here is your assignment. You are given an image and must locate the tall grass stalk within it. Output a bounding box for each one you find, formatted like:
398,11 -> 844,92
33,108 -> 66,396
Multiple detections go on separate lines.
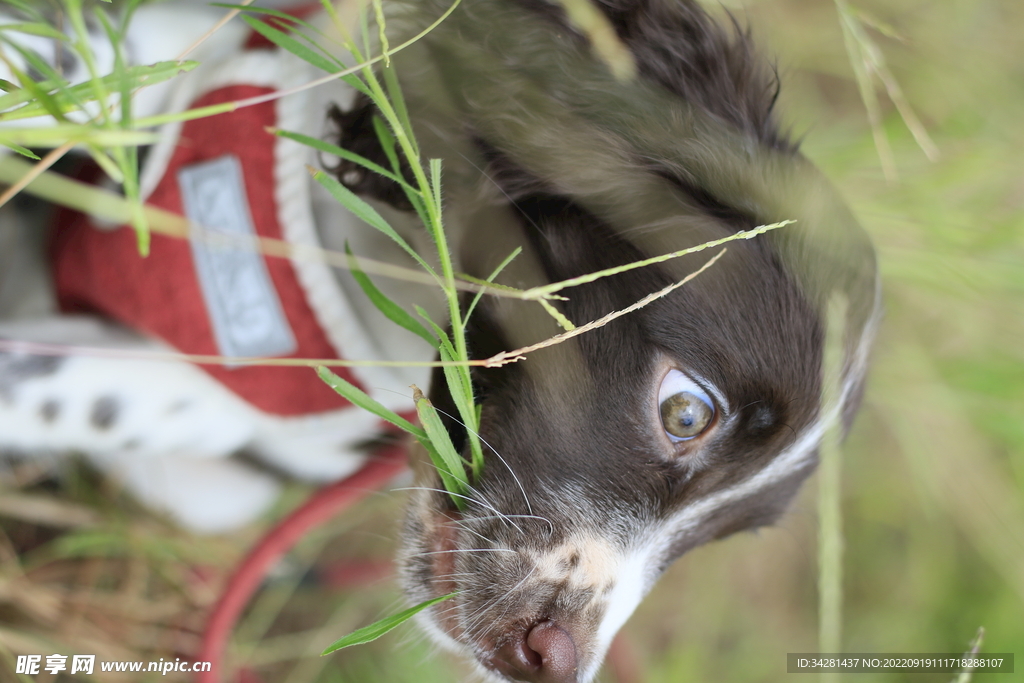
951,627 -> 984,683
817,296 -> 847,683
833,0 -> 939,181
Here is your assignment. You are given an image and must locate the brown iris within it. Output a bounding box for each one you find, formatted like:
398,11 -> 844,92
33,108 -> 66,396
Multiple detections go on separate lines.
660,391 -> 714,439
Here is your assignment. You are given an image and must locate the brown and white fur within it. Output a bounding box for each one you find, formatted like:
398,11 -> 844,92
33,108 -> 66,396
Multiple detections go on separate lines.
354,1 -> 881,681
0,1 -> 880,681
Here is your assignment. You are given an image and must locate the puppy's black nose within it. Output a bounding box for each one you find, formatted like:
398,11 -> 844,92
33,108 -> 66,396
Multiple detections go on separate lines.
487,619 -> 579,683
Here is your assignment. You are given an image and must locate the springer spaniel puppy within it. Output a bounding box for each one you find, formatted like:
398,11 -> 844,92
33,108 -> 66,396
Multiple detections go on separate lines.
0,2 -> 878,681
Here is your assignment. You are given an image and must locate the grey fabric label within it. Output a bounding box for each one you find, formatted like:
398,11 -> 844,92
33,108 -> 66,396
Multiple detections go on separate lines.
178,155 -> 297,359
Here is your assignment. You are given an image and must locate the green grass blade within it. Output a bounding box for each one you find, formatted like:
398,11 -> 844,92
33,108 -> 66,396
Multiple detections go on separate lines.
1,1 -> 41,19
310,167 -> 434,274
370,113 -> 427,221
381,64 -> 417,157
132,101 -> 235,128
38,530 -> 131,560
344,242 -> 437,347
464,246 -> 523,321
0,22 -> 68,41
316,366 -> 425,439
429,157 -> 442,216
239,15 -> 342,75
274,128 -> 410,189
1,141 -> 39,159
339,72 -> 374,98
211,4 -> 328,38
0,125 -> 157,147
371,112 -> 401,173
0,61 -> 198,119
65,0 -> 113,124
94,7 -> 148,255
84,147 -> 124,182
321,593 -> 457,655
259,11 -> 372,98
437,343 -> 473,421
437,343 -> 485,478
1,39 -> 67,88
123,0 -> 146,25
94,11 -> 129,126
414,389 -> 470,505
416,310 -> 484,479
0,43 -> 72,123
417,437 -> 468,510
818,296 -> 847,677
417,312 -> 474,420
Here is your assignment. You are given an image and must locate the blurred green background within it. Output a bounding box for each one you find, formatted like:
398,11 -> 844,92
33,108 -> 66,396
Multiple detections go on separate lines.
1,0 -> 1022,682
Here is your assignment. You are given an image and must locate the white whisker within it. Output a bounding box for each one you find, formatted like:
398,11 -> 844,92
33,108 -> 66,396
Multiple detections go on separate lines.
431,405 -> 535,516
464,514 -> 555,535
451,520 -> 501,545
395,485 -> 524,534
409,548 -> 518,557
461,566 -> 537,639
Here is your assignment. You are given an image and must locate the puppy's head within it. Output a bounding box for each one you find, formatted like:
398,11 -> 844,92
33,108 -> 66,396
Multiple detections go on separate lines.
398,195 -> 876,683
342,1 -> 879,681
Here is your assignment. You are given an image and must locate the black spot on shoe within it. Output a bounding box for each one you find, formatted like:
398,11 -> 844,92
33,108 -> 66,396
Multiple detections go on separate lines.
39,399 -> 61,423
0,353 -> 64,403
90,396 -> 119,431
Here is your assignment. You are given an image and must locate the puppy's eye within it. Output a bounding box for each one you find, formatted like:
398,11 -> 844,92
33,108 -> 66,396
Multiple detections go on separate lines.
659,369 -> 715,441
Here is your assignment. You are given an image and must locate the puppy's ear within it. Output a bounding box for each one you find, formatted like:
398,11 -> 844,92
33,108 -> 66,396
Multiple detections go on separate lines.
515,0 -> 789,149
326,95 -> 416,211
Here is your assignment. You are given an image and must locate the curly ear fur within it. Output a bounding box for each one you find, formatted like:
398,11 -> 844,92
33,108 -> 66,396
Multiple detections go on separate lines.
515,0 -> 791,151
326,98 -> 416,211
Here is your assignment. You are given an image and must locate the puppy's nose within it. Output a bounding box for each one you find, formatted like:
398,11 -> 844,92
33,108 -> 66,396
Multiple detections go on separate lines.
487,619 -> 579,683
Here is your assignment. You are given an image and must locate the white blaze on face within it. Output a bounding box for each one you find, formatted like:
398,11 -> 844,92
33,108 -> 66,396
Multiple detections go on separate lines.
528,533 -> 656,682
593,545 -> 651,646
